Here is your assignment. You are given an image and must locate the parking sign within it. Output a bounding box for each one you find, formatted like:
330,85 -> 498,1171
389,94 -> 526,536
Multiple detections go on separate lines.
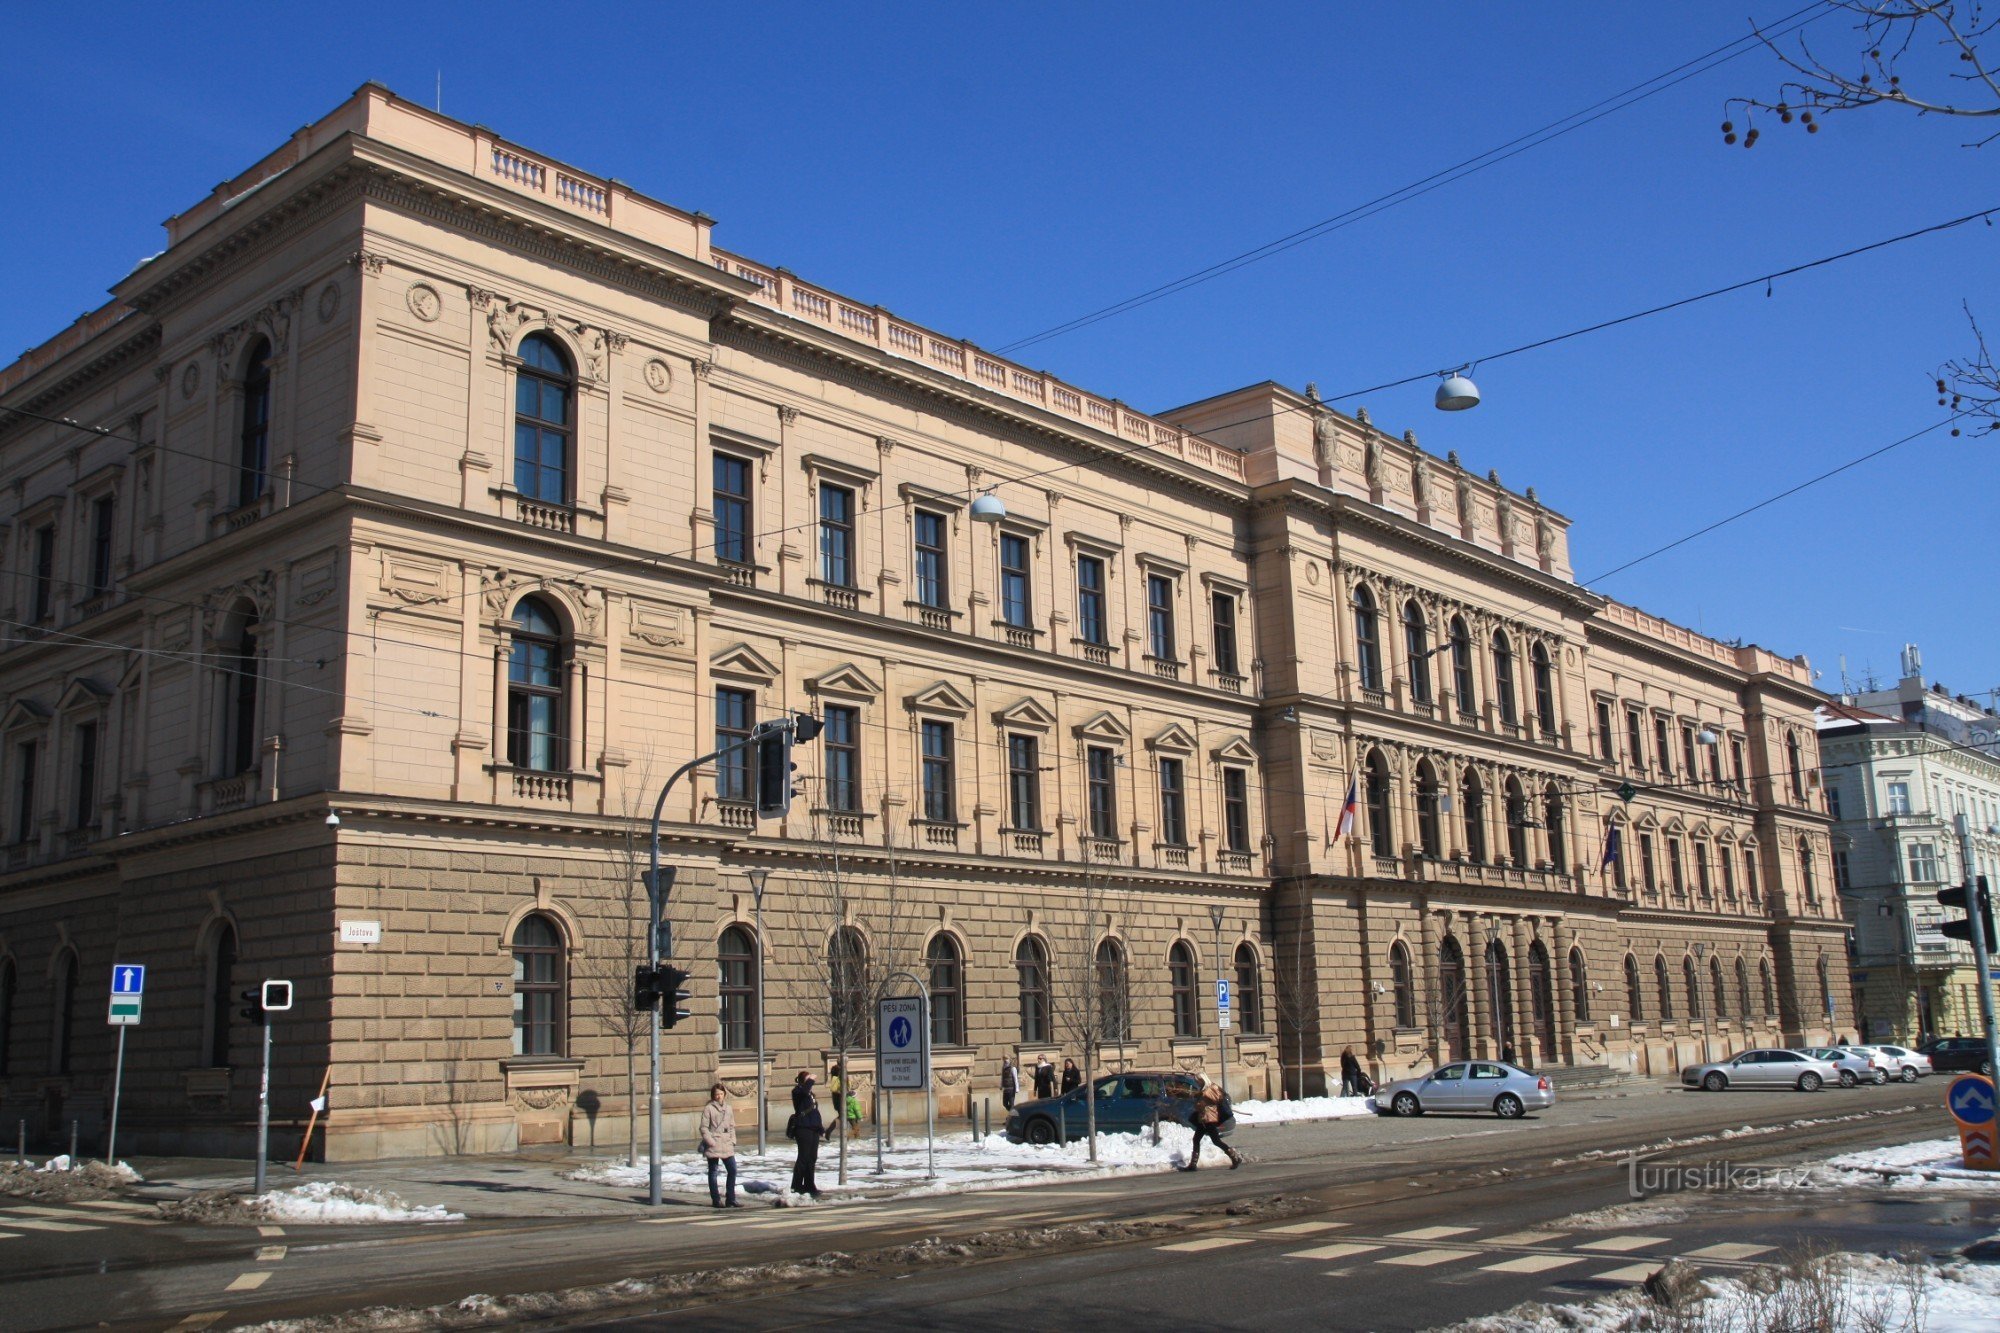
1216,976 -> 1232,1030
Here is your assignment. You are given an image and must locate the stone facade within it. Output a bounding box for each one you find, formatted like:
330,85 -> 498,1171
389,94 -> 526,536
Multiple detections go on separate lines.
0,84 -> 1849,1161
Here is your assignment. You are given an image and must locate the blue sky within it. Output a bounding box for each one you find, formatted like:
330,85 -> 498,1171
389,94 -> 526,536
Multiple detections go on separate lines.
4,2 -> 1994,700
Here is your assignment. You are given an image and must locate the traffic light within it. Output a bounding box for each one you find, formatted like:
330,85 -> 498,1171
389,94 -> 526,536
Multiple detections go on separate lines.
754,722 -> 796,820
1938,875 -> 1998,953
792,712 -> 824,744
658,964 -> 692,1029
633,965 -> 661,1012
238,987 -> 265,1025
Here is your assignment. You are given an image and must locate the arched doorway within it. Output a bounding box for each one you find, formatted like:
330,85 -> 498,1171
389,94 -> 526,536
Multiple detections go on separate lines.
1527,941 -> 1556,1064
1486,939 -> 1516,1057
1438,937 -> 1469,1060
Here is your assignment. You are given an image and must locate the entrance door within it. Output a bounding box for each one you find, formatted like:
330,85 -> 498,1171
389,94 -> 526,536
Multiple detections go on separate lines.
1486,940 -> 1515,1056
1439,939 -> 1469,1060
1528,942 -> 1556,1064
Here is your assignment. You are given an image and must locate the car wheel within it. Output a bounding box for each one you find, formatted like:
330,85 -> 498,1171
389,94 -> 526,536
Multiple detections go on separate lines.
1872,1069 -> 1888,1085
1025,1118 -> 1057,1145
1703,1072 -> 1727,1092
1494,1093 -> 1524,1119
1901,1066 -> 1918,1084
1839,1070 -> 1857,1088
1392,1092 -> 1421,1117
1798,1072 -> 1823,1092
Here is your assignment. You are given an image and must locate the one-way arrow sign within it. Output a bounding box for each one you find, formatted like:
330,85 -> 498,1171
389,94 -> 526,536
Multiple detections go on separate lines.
111,964 -> 145,996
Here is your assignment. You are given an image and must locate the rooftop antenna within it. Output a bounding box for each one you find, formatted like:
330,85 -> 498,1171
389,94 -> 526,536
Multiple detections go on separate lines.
436,70 -> 443,113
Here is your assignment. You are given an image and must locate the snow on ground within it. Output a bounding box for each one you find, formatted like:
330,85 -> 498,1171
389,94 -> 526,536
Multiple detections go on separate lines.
1814,1137 -> 2000,1191
251,1181 -> 464,1224
1231,1094 -> 1375,1124
566,1126 -> 1199,1201
34,1155 -> 141,1180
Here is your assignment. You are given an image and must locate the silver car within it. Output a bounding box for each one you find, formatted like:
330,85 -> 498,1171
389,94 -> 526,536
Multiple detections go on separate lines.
1859,1044 -> 1932,1081
1682,1048 -> 1841,1092
1376,1061 -> 1555,1119
1804,1047 -> 1886,1087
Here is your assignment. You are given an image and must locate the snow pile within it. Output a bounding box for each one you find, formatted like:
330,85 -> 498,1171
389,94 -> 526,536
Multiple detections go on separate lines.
35,1155 -> 141,1180
251,1181 -> 464,1224
1232,1095 -> 1375,1125
1815,1137 -> 2000,1190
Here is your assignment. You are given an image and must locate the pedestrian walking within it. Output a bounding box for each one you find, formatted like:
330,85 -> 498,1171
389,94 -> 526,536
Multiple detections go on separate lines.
1501,1043 -> 1518,1066
1180,1075 -> 1241,1171
1339,1046 -> 1363,1097
1033,1054 -> 1057,1099
700,1082 -> 740,1208
1060,1058 -> 1082,1095
1002,1055 -> 1020,1110
788,1071 -> 824,1198
844,1082 -> 863,1139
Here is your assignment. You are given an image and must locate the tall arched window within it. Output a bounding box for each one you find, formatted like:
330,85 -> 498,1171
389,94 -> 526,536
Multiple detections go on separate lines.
1786,732 -> 1805,801
1684,956 -> 1704,1018
1449,617 -> 1476,716
1461,769 -> 1487,863
926,934 -> 964,1046
1570,945 -> 1591,1022
205,923 -> 238,1069
1169,941 -> 1200,1038
1234,943 -> 1264,1035
1504,776 -> 1530,866
1491,631 -> 1518,726
1711,957 -> 1729,1019
1389,941 -> 1416,1028
1404,602 -> 1433,705
1415,760 -> 1443,858
1760,958 -> 1776,1016
1352,585 -> 1382,691
50,949 -> 76,1076
512,914 -> 566,1056
507,597 -> 567,772
0,956 -> 14,1076
1655,954 -> 1675,1021
237,338 -> 272,509
829,927 -> 869,1049
1365,749 -> 1394,857
1439,937 -> 1469,1059
718,925 -> 758,1054
514,333 -> 574,504
1485,939 -> 1514,1051
1797,837 -> 1818,905
1625,954 -> 1645,1022
1096,939 -> 1130,1042
1016,937 -> 1050,1044
1736,957 -> 1752,1018
1817,956 -> 1832,1024
1544,785 -> 1567,872
1530,643 -> 1555,737
222,604 -> 260,776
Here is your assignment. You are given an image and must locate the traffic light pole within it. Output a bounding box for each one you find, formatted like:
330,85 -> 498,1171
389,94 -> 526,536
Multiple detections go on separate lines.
1951,814 -> 2000,1083
256,1018 -> 272,1197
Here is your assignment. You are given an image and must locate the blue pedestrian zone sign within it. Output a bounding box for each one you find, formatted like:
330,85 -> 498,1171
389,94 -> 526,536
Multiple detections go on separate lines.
1948,1076 -> 1996,1127
888,1014 -> 914,1049
111,964 -> 145,995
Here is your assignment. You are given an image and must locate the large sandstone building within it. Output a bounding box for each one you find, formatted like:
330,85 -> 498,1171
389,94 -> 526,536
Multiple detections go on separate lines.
0,86 -> 1849,1159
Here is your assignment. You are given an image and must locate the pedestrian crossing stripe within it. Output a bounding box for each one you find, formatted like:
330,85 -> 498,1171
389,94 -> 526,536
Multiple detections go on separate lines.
1590,1262 -> 1663,1283
1387,1225 -> 1476,1240
1156,1236 -> 1257,1252
0,1218 -> 96,1232
1483,1230 -> 1568,1246
1261,1221 -> 1348,1235
1286,1242 -> 1382,1260
1681,1242 -> 1773,1261
11,1204 -> 159,1226
1482,1253 -> 1586,1274
1576,1235 -> 1670,1253
1380,1247 -> 1479,1267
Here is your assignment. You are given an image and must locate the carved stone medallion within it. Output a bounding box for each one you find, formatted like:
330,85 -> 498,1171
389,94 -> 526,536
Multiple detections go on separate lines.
317,283 -> 341,324
180,363 -> 201,400
643,358 -> 672,394
406,284 -> 442,322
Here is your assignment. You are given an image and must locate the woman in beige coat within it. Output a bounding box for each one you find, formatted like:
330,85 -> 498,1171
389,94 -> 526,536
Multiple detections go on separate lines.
700,1082 -> 740,1207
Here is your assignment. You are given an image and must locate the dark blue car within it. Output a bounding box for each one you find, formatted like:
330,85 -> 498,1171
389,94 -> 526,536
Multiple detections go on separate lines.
1004,1071 -> 1234,1144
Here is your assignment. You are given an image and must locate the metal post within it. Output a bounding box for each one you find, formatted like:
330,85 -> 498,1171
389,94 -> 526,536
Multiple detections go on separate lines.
1210,905 -> 1231,1106
255,1019 -> 271,1197
15,1119 -> 23,1164
106,1026 -> 128,1167
69,1120 -> 77,1165
1952,814 -> 2000,1082
751,873 -> 768,1159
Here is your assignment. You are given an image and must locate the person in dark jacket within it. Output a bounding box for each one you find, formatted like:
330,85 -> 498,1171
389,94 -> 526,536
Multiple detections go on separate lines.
1181,1076 -> 1242,1171
1339,1047 -> 1363,1097
1060,1059 -> 1082,1094
789,1071 -> 823,1198
1032,1055 -> 1057,1099
1501,1043 -> 1518,1066
1001,1056 -> 1020,1111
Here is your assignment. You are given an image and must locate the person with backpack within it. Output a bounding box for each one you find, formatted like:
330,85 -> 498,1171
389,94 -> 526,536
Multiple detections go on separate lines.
787,1070 -> 824,1198
1181,1075 -> 1241,1171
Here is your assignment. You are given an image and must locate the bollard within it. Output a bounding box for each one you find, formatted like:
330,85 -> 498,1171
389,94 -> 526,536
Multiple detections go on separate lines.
69,1119 -> 78,1164
981,1097 -> 990,1141
16,1119 -> 23,1164
1150,1105 -> 1160,1146
1058,1103 -> 1067,1146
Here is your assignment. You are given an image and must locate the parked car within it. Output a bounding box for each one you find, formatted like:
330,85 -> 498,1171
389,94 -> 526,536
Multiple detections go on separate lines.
1803,1047 -> 1886,1087
1830,1045 -> 1902,1082
1003,1071 -> 1232,1145
1920,1036 -> 1995,1076
1374,1061 -> 1554,1119
1683,1049 -> 1841,1092
1855,1044 -> 1932,1081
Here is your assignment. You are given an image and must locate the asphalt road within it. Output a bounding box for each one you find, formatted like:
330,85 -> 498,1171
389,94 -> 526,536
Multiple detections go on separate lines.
0,1079 -> 1978,1331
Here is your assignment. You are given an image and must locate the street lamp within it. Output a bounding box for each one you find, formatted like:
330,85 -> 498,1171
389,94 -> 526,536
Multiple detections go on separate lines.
745,867 -> 770,1158
969,490 -> 1007,523
1435,371 -> 1481,412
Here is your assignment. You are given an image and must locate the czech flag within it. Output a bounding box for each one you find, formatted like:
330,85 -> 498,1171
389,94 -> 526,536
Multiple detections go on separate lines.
1334,776 -> 1359,840
1599,824 -> 1623,872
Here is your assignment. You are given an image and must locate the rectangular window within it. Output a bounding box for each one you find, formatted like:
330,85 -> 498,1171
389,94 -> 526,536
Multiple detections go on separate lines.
1222,767 -> 1251,853
713,453 -> 752,565
1086,745 -> 1117,840
1157,757 -> 1187,845
1743,849 -> 1760,903
1210,591 -> 1239,677
1668,839 -> 1685,896
1707,736 -> 1723,785
1827,784 -> 1842,821
920,721 -> 955,822
1626,708 -> 1645,772
1681,725 -> 1698,781
1722,853 -> 1737,900
1730,738 -> 1747,789
822,705 -> 860,813
715,687 -> 754,802
31,525 -> 55,624
913,510 -> 948,609
1832,849 -> 1851,893
1596,700 -> 1615,762
88,495 -> 115,595
1654,716 -> 1673,774
1639,833 -> 1657,893
999,532 -> 1031,628
1146,573 -> 1176,661
1694,841 -> 1712,898
819,483 -> 855,588
71,722 -> 97,830
1075,554 -> 1107,646
1908,840 -> 1940,882
13,741 -> 36,845
1888,782 -> 1912,816
1006,735 -> 1041,830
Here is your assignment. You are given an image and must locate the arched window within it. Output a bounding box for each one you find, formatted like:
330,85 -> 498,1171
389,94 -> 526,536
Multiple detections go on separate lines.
1684,956 -> 1703,1018
829,927 -> 869,1049
1461,769 -> 1487,863
1485,939 -> 1514,1051
1404,602 -> 1433,705
1169,941 -> 1200,1038
1711,957 -> 1729,1019
50,949 -> 76,1076
1625,954 -> 1645,1022
1570,945 -> 1591,1022
1365,749 -> 1394,857
1352,585 -> 1382,691
1655,954 -> 1675,1021
718,925 -> 758,1053
512,914 -> 566,1056
1786,732 -> 1805,801
1389,941 -> 1417,1028
1504,776 -> 1530,867
1096,939 -> 1130,1043
1449,617 -> 1476,717
514,333 -> 574,504
926,934 -> 964,1047
1797,837 -> 1818,905
1438,936 -> 1469,1059
1234,943 -> 1264,1035
204,923 -> 238,1069
1415,760 -> 1443,858
1016,937 -> 1050,1044
1530,643 -> 1555,738
1544,785 -> 1567,873
507,597 -> 567,772
223,605 -> 260,776
1736,957 -> 1752,1017
237,337 -> 272,508
1817,956 -> 1832,1024
1760,958 -> 1776,1016
1491,631 -> 1518,726
0,956 -> 14,1076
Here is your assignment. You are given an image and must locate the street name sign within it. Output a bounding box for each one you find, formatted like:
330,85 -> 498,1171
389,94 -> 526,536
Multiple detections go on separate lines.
878,995 -> 928,1090
338,920 -> 382,945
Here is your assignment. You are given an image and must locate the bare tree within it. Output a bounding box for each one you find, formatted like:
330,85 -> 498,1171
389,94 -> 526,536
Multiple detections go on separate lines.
1048,860 -> 1125,1161
1269,886 -> 1320,1099
1936,303 -> 2000,431
1724,2 -> 2000,148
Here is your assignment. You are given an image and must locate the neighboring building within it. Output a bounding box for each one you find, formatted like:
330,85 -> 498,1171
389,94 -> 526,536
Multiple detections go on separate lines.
0,85 -> 1848,1160
1821,646 -> 2000,1043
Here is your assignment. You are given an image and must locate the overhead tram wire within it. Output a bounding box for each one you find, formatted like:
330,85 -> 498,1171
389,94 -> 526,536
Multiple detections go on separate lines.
993,1 -> 1838,356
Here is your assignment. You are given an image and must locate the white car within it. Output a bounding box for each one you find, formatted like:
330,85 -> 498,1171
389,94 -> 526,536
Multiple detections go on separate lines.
1805,1047 -> 1887,1087
1860,1044 -> 1932,1081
